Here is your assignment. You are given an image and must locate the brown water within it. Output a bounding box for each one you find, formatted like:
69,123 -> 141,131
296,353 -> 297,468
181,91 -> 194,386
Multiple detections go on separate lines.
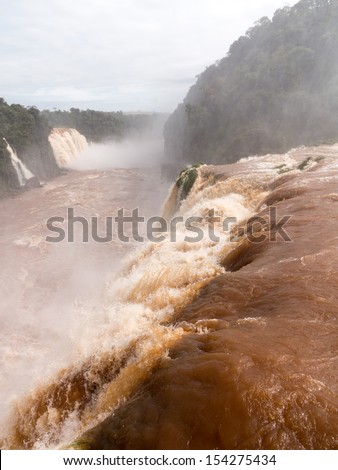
1,145 -> 338,449
0,168 -> 168,446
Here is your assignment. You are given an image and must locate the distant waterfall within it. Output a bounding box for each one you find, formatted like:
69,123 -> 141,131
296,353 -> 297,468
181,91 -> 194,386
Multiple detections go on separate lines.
3,138 -> 35,187
48,128 -> 89,168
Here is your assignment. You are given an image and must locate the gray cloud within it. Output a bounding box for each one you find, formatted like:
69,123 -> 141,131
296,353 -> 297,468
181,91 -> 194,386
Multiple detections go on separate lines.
0,0 -> 296,111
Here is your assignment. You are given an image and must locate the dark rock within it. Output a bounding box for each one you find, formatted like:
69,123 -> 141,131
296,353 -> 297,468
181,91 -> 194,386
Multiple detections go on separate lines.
24,176 -> 41,189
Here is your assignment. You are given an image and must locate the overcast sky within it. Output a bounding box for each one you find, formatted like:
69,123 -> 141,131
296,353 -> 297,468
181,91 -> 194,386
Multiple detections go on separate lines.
0,0 -> 297,112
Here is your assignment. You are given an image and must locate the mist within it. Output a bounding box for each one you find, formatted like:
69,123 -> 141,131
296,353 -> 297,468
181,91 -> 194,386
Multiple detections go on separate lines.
68,138 -> 165,171
0,162 -> 169,429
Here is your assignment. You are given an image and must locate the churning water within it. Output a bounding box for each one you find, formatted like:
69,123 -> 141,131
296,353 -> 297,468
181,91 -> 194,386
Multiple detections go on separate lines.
0,143 -> 337,449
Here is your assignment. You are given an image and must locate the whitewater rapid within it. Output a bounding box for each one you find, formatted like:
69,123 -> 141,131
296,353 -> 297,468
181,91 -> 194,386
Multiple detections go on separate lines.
0,161 -> 265,449
1,143 -> 338,449
0,167 -> 166,444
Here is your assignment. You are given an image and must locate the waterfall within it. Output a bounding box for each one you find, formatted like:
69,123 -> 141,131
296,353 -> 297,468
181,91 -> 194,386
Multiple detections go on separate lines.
1,144 -> 338,450
3,138 -> 35,187
48,128 -> 89,168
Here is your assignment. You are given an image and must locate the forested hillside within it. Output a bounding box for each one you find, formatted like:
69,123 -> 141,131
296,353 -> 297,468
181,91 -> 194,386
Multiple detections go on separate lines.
42,109 -> 167,143
0,99 -> 59,195
0,100 -> 167,196
164,0 -> 338,167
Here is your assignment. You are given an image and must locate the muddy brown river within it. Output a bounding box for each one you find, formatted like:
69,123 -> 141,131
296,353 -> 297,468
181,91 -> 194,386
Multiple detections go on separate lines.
1,145 -> 337,449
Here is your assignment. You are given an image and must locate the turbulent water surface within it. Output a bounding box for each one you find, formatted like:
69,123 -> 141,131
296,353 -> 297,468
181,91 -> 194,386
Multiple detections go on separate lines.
1,144 -> 338,450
